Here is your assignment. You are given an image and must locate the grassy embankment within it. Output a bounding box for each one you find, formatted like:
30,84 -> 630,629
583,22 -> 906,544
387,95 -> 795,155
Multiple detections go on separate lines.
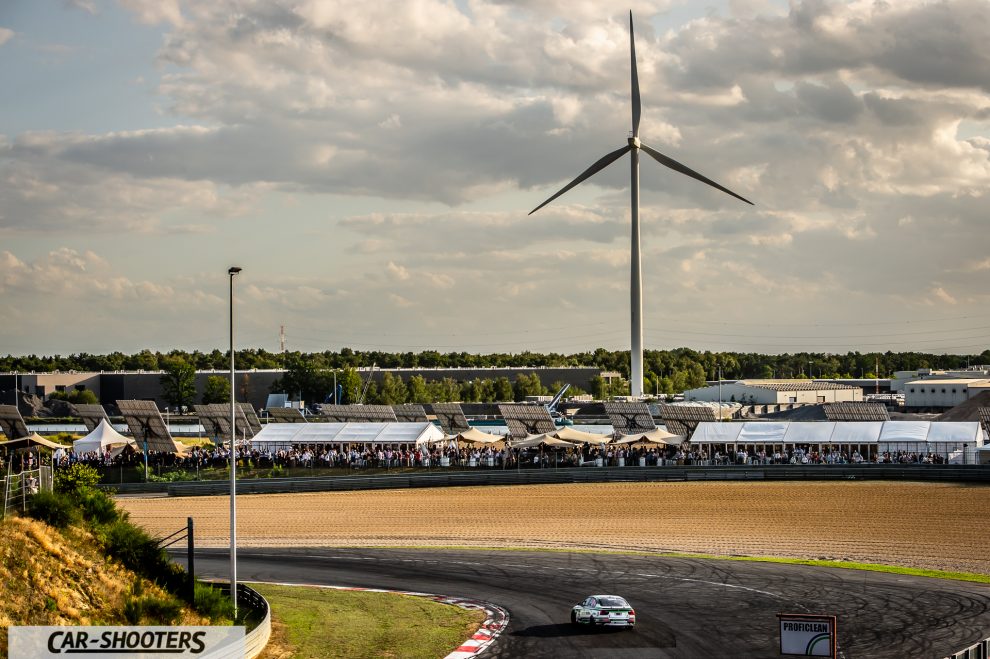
253,584 -> 484,659
1,464 -> 484,659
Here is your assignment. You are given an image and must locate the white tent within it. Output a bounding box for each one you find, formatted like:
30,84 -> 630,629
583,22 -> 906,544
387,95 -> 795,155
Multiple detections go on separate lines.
737,422 -> 789,444
782,421 -> 836,445
691,423 -> 742,444
250,421 -> 445,449
612,428 -> 683,446
73,419 -> 136,454
453,427 -> 504,445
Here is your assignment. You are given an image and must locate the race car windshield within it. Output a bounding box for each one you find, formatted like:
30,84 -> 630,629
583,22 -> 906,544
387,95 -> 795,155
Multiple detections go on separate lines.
597,597 -> 628,608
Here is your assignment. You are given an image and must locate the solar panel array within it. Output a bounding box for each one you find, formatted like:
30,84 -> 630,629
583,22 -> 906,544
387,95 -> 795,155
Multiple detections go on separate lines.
498,404 -> 557,439
195,402 -> 262,443
603,401 -> 657,434
980,407 -> 990,439
266,407 -> 307,423
72,403 -> 110,432
657,404 -> 718,437
116,400 -> 179,453
317,404 -> 398,423
823,402 -> 890,422
430,403 -> 471,434
193,404 -> 227,441
0,404 -> 29,440
392,404 -> 428,423
238,403 -> 263,438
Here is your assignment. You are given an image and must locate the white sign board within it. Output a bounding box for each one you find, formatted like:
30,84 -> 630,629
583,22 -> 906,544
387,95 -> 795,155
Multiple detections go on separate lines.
8,626 -> 245,659
778,614 -> 836,657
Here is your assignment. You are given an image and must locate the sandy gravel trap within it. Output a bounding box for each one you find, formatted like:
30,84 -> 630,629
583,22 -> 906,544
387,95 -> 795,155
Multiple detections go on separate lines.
117,481 -> 990,575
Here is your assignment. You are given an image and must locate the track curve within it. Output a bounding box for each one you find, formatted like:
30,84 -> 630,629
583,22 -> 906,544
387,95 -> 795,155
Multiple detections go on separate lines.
186,548 -> 990,658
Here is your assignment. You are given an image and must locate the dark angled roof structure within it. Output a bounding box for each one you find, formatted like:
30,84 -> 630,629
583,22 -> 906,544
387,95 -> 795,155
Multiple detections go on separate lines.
603,401 -> 656,434
0,404 -> 30,440
392,404 -> 428,423
316,404 -> 397,423
194,404 -> 226,441
237,402 -> 263,438
266,407 -> 307,423
980,407 -> 990,439
738,380 -> 858,391
116,400 -> 180,453
657,404 -> 718,438
823,402 -> 890,422
430,403 -> 471,435
71,403 -> 110,433
498,404 -> 556,439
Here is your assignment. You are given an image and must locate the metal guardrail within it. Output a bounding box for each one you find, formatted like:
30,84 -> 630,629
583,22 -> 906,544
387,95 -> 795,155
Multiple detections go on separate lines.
211,583 -> 271,659
155,464 -> 990,497
945,636 -> 989,659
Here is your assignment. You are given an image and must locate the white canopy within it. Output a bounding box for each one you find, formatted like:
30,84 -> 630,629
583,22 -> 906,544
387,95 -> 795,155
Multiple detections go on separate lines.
691,421 -> 985,448
454,427 -> 504,445
73,419 -> 136,454
550,426 -> 612,444
509,434 -> 575,449
613,428 -> 683,446
250,422 -> 445,448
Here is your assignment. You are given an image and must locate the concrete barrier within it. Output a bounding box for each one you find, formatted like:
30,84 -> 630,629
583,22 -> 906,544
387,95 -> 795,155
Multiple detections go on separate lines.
156,465 -> 990,497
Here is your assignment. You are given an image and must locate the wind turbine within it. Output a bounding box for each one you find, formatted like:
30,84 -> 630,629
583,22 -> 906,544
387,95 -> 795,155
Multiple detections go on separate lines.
529,11 -> 753,398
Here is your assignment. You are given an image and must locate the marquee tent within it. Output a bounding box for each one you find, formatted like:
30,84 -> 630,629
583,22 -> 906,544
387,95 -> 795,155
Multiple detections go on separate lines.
550,426 -> 611,444
73,419 -> 136,454
452,427 -> 504,445
612,428 -> 683,446
0,433 -> 67,451
690,421 -> 985,464
250,421 -> 445,449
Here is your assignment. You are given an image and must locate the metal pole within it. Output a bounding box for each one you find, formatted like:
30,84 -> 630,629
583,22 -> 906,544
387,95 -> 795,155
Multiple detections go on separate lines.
228,266 -> 241,617
187,516 -> 195,603
629,143 -> 643,398
718,364 -> 722,422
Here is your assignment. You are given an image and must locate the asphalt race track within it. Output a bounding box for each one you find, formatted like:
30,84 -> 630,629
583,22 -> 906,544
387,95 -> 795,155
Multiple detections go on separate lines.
187,548 -> 990,658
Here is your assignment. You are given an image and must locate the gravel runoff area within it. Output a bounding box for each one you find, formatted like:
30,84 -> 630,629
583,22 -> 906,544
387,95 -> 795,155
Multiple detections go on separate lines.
117,481 -> 990,576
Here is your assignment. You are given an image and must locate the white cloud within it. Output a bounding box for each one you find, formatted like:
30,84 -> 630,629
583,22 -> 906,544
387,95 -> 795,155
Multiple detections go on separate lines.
0,28 -> 14,47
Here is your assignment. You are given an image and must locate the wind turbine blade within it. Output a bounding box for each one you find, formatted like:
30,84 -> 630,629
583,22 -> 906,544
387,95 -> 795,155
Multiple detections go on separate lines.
630,11 -> 641,138
529,144 -> 632,215
640,142 -> 754,205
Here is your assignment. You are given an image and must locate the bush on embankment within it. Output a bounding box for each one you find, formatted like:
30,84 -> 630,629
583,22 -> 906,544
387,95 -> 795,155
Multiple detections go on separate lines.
0,476 -> 233,657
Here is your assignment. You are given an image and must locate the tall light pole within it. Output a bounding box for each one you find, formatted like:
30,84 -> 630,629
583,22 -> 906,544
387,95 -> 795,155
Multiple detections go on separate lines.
228,266 -> 241,617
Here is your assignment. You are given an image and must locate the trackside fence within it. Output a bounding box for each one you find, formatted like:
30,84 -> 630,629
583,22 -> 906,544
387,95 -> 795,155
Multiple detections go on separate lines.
133,464 -> 990,497
2,465 -> 53,518
945,635 -> 990,659
211,583 -> 270,659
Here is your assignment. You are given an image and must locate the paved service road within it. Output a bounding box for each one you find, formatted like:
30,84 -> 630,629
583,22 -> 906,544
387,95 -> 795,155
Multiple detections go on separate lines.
187,548 -> 990,658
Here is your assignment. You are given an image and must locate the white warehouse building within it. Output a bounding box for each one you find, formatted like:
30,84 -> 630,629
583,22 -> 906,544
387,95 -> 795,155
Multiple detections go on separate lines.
683,380 -> 863,405
903,378 -> 990,410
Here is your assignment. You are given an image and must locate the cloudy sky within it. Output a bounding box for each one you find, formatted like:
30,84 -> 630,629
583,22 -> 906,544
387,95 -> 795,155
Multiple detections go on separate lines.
2,0 -> 989,358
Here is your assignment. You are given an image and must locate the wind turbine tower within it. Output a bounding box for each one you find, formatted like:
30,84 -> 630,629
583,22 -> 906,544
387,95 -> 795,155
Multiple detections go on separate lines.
530,11 -> 754,398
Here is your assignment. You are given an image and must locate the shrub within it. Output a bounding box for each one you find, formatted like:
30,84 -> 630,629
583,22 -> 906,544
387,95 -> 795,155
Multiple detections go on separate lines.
101,520 -> 176,584
26,491 -> 79,529
55,463 -> 102,494
77,488 -> 120,525
193,582 -> 235,622
123,580 -> 183,625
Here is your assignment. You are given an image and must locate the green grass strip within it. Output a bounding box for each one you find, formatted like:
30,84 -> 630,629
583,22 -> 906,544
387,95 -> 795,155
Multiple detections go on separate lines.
356,544 -> 990,584
249,583 -> 483,659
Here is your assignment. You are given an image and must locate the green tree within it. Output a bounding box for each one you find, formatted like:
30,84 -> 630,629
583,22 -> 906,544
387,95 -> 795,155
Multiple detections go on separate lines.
493,376 -> 514,401
202,376 -> 230,404
159,358 -> 196,411
67,389 -> 99,405
406,375 -> 430,403
338,368 -> 363,404
512,373 -> 545,401
379,373 -> 408,404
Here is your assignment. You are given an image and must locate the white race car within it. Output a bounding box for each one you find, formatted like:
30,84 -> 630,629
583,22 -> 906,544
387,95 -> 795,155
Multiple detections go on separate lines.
571,595 -> 636,628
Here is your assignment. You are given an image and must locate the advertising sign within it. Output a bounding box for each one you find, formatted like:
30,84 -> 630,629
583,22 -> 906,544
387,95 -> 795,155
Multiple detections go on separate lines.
8,626 -> 245,659
778,614 -> 837,657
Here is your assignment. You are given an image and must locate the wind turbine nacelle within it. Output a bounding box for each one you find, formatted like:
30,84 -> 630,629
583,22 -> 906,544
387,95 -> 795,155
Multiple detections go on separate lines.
628,136 -> 641,149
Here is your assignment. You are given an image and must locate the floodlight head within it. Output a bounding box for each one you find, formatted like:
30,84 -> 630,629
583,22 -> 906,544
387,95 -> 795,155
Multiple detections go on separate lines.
228,266 -> 242,275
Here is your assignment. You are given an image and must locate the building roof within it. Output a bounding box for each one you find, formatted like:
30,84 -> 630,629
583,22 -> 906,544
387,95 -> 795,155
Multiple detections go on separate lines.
905,379 -> 990,386
737,380 -> 858,391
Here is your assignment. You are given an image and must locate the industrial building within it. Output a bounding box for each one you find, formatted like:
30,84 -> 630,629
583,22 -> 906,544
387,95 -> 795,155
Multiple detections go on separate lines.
903,378 -> 990,410
683,380 -> 863,405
